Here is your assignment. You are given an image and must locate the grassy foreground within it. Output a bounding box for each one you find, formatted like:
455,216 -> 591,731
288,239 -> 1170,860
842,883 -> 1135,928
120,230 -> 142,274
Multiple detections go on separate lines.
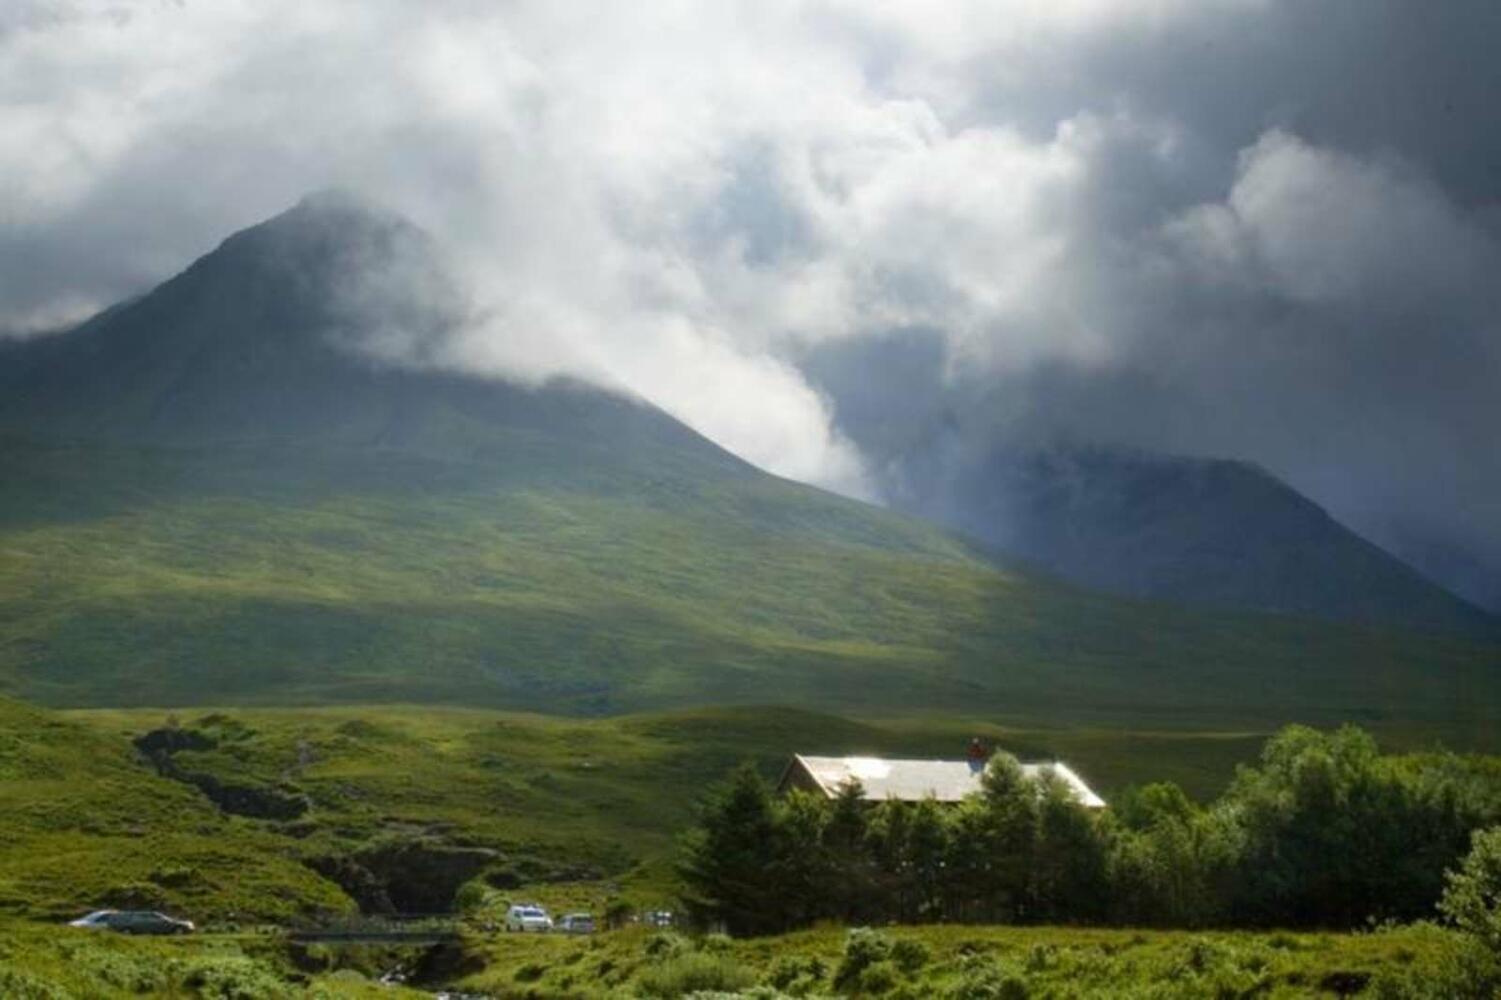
0,919 -> 425,999
447,922 -> 1489,999
0,919 -> 1488,998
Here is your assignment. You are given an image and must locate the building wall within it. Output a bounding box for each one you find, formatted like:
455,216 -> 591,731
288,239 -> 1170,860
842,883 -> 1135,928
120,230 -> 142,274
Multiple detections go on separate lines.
775,759 -> 826,797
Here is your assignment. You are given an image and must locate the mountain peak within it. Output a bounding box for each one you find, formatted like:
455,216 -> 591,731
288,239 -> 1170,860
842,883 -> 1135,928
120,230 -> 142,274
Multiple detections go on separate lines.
0,198 -> 745,470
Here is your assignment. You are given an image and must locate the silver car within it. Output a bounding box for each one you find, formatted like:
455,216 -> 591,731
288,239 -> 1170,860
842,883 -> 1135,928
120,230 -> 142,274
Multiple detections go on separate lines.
557,912 -> 596,934
69,909 -> 195,935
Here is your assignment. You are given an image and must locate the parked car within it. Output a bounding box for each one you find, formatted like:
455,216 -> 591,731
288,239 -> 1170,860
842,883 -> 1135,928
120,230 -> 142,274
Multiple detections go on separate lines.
504,904 -> 553,933
68,910 -> 195,935
557,912 -> 596,934
642,909 -> 674,928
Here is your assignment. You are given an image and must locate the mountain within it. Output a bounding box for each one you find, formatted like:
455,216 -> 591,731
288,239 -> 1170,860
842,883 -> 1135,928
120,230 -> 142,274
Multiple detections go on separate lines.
800,333 -> 1494,635
0,195 -> 1497,730
901,444 -> 1495,634
0,191 -> 734,465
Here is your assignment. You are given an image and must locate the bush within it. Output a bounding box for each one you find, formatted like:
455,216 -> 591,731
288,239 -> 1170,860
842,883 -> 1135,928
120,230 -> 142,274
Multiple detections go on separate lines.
452,878 -> 490,914
181,957 -> 297,1000
890,938 -> 929,974
1367,940 -> 1501,1000
945,960 -> 1029,1000
646,931 -> 690,959
856,960 -> 899,994
637,952 -> 756,998
834,927 -> 892,989
0,966 -> 70,1000
763,954 -> 827,997
698,932 -> 735,954
76,949 -> 168,992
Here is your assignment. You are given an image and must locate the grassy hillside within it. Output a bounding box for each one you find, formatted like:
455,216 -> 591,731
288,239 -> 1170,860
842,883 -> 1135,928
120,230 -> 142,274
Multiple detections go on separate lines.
3,436 -> 1500,729
0,697 -> 350,924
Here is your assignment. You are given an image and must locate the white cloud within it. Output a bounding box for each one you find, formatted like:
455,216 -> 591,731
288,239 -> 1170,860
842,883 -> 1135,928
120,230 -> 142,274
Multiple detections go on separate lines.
3,0 -> 1501,594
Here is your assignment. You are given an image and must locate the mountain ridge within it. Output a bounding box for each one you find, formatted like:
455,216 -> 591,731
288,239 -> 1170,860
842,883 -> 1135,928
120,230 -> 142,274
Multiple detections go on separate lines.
799,331 -> 1494,635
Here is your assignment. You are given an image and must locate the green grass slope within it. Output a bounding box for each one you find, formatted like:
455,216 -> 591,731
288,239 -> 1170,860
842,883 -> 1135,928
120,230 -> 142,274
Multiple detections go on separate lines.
3,433 -> 1500,728
0,696 -> 351,923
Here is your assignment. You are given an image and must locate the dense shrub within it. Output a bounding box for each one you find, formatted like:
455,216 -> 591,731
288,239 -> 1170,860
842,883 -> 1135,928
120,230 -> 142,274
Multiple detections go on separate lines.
181,957 -> 297,1000
833,928 -> 893,990
0,966 -> 71,1000
452,877 -> 490,914
637,951 -> 757,998
889,938 -> 929,974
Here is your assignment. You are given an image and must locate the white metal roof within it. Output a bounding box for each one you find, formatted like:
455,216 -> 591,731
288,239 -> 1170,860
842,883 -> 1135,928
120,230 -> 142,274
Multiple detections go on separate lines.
788,754 -> 1106,809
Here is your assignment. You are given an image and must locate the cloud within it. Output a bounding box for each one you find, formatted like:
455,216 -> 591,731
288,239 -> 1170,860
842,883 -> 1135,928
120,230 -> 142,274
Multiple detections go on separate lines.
3,0 -> 1500,598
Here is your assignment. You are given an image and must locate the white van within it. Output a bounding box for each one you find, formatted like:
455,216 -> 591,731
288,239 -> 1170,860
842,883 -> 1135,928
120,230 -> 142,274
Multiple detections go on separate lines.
504,903 -> 553,932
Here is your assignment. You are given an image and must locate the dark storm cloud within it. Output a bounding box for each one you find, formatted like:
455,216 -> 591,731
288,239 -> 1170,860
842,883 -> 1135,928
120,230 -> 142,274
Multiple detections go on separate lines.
3,0 -> 1500,599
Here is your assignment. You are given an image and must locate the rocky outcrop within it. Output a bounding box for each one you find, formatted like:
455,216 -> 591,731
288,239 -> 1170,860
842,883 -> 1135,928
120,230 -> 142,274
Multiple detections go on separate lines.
133,725 -> 310,821
177,770 -> 310,820
307,839 -> 499,914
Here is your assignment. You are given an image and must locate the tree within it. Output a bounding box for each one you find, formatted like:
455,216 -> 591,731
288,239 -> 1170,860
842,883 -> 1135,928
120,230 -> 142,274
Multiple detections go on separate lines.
677,763 -> 787,935
1032,771 -> 1108,922
1114,782 -> 1198,832
1440,825 -> 1501,953
774,788 -> 834,927
823,779 -> 875,921
1225,725 -> 1450,925
968,753 -> 1042,921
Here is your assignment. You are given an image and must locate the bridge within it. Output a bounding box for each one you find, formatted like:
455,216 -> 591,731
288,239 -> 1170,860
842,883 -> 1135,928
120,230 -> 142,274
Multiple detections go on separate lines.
287,914 -> 464,945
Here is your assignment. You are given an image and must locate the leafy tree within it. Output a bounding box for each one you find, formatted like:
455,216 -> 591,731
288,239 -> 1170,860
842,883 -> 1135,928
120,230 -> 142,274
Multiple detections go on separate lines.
774,788 -> 834,927
1032,770 -> 1108,922
905,797 -> 952,921
1114,782 -> 1198,832
1441,825 -> 1501,953
1225,725 -> 1481,926
977,752 -> 1043,921
867,798 -> 916,920
1107,807 -> 1237,927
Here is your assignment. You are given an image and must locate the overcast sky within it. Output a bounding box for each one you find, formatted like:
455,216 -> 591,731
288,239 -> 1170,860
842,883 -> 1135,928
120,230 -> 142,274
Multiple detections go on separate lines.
4,0 -> 1501,596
